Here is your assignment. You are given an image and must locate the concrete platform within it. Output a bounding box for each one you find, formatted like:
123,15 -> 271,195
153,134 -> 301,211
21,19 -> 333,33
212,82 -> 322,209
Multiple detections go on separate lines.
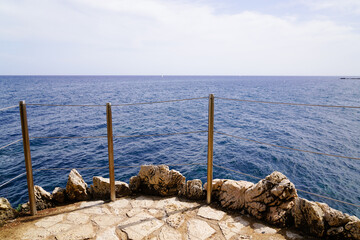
0,195 -> 317,240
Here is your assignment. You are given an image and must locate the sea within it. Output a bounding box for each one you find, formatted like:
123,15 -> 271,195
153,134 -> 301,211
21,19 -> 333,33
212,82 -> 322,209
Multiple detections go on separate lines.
0,76 -> 359,217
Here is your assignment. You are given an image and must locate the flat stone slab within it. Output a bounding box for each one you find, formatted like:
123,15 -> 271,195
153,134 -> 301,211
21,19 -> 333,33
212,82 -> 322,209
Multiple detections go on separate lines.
130,195 -> 155,208
166,213 -> 185,228
22,227 -> 50,240
159,226 -> 182,240
118,212 -> 164,240
55,223 -> 95,240
0,195 -> 313,240
66,212 -> 89,224
219,216 -> 250,240
197,206 -> 226,220
187,219 -> 216,240
34,214 -> 64,228
96,227 -> 119,240
253,223 -> 277,234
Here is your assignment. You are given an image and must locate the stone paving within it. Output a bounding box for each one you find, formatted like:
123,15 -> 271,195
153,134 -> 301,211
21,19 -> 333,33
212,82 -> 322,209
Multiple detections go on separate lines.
0,195 -> 315,240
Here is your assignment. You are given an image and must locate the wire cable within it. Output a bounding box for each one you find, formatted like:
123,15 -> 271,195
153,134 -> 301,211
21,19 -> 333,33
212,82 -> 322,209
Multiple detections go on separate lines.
114,130 -> 208,138
28,131 -> 207,140
112,97 -> 207,106
26,97 -> 207,108
33,162 -> 206,172
213,164 -> 360,208
0,139 -> 22,151
216,97 -> 360,109
0,105 -> 18,111
33,166 -> 109,171
215,131 -> 360,161
30,136 -> 107,139
26,103 -> 105,107
0,172 -> 26,188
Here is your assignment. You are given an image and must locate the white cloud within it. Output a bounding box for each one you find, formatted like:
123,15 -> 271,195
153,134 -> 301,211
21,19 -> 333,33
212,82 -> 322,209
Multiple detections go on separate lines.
299,0 -> 360,14
0,0 -> 359,75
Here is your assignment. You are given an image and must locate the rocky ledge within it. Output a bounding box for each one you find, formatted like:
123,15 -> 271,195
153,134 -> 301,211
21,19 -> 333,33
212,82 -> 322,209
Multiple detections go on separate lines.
1,165 -> 359,239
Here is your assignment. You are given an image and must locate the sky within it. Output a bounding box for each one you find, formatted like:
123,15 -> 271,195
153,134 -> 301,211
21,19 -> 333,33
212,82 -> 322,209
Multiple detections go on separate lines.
0,0 -> 359,75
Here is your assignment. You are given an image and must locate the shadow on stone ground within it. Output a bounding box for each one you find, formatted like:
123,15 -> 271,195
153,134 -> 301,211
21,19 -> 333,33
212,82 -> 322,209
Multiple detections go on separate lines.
0,195 -> 318,240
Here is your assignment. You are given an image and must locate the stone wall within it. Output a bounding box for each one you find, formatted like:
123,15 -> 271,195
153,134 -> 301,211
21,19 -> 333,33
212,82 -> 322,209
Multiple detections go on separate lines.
1,165 -> 359,239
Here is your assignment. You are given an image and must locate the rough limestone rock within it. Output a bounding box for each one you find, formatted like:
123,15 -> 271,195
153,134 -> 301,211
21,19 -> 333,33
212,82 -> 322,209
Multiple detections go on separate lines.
244,171 -> 297,227
345,217 -> 360,240
291,197 -> 325,237
34,185 -> 54,210
65,169 -> 89,201
131,165 -> 186,196
0,198 -> 16,224
203,179 -> 228,200
129,175 -> 141,192
179,179 -> 205,200
91,176 -> 131,199
51,187 -> 66,203
219,180 -> 254,210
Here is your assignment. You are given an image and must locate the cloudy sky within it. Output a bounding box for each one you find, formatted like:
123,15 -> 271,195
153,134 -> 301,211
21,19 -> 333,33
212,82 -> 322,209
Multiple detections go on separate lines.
0,0 -> 359,75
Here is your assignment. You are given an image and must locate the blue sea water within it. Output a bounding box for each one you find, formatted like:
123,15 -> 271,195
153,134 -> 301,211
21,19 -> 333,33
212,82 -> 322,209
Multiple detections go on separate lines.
0,75 -> 359,217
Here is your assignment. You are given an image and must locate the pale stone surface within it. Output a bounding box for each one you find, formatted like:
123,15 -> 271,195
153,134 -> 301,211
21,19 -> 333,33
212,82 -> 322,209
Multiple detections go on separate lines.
66,169 -> 89,201
96,227 -> 119,240
317,202 -> 349,227
219,216 -> 249,240
0,198 -> 15,221
2,195 -> 319,240
92,214 -> 123,227
117,212 -> 164,240
286,231 -> 303,239
187,219 -> 216,240
130,195 -> 155,208
109,198 -> 130,209
129,175 -> 141,191
345,219 -> 360,239
219,180 -> 253,210
47,223 -> 72,235
91,176 -> 131,199
154,197 -> 179,208
204,179 -> 228,200
245,171 -> 297,226
34,185 -> 54,210
66,212 -> 89,224
55,223 -> 95,240
180,179 -> 205,200
79,200 -> 109,214
51,187 -> 65,203
159,226 -> 182,240
80,200 -> 104,208
166,213 -> 185,228
22,227 -> 50,240
197,206 -> 226,221
253,223 -> 277,234
292,197 -> 325,237
34,214 -> 64,228
148,208 -> 165,218
127,208 -> 142,217
133,165 -> 186,196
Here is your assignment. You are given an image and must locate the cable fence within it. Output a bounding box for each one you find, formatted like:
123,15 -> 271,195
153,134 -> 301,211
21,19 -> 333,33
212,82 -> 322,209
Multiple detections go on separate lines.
0,95 -> 359,216
216,97 -> 360,109
215,131 -> 360,161
0,105 -> 18,111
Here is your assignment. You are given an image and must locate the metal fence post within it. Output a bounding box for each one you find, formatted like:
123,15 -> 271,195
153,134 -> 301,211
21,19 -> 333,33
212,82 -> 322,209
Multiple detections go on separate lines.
19,101 -> 37,215
207,94 -> 214,204
106,103 -> 116,201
